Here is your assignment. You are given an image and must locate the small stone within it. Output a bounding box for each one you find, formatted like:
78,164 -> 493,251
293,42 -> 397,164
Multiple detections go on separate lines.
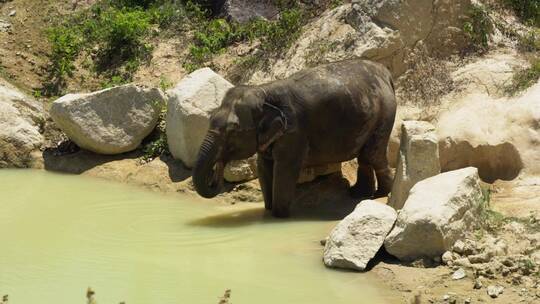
464,298 -> 471,304
474,277 -> 483,289
453,240 -> 466,254
442,251 -> 454,265
453,257 -> 472,268
8,10 -> 16,17
452,268 -> 467,280
469,253 -> 491,264
512,273 -> 523,285
487,285 -> 504,298
442,294 -> 450,301
320,238 -> 327,246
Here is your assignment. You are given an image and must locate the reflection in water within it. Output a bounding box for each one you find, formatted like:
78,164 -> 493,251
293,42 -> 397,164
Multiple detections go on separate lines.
0,170 -> 399,304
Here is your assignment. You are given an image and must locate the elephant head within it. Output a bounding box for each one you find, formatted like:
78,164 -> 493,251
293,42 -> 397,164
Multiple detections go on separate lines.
192,85 -> 291,198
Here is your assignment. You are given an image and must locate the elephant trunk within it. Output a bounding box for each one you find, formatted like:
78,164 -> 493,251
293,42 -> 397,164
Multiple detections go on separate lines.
192,131 -> 224,199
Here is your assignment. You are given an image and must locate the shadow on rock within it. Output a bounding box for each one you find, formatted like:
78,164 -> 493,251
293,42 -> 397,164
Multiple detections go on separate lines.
160,154 -> 192,183
42,148 -> 141,174
440,140 -> 523,183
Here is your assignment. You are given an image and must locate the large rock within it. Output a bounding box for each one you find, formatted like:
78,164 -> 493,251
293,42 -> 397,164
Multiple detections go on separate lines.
50,84 -> 165,155
388,121 -> 440,210
166,68 -> 234,168
384,167 -> 484,261
0,81 -> 44,168
324,200 -> 397,271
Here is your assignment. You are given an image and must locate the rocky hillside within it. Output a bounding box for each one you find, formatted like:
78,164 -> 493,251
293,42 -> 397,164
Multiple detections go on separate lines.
1,0 -> 540,303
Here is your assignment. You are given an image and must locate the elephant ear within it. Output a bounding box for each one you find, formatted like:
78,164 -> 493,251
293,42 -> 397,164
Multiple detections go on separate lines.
227,100 -> 255,131
257,102 -> 289,152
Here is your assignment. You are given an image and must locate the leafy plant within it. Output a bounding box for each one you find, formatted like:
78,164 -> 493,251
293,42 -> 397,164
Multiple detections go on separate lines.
100,75 -> 130,88
141,100 -> 168,162
504,57 -> 540,95
260,8 -> 302,53
94,8 -> 153,69
501,0 -> 540,26
44,0 -> 187,95
110,0 -> 159,9
43,26 -> 84,94
518,29 -> 540,52
184,4 -> 304,72
159,75 -> 174,90
463,4 -> 494,52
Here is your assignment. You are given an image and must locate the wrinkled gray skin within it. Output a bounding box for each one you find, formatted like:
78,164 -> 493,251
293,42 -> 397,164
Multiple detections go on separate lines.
192,59 -> 397,218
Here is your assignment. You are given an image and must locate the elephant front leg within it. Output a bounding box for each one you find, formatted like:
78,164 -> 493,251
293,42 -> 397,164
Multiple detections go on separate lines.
271,158 -> 303,218
256,154 -> 274,210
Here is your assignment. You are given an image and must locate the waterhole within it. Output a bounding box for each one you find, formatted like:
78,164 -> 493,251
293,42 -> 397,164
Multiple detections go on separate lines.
0,170 -> 398,304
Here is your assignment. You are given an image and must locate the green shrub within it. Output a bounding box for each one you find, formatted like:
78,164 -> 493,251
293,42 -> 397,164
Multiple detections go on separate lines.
44,26 -> 84,93
100,9 -> 152,59
190,18 -> 234,62
260,8 -> 302,53
504,57 -> 540,95
463,4 -> 494,52
44,0 -> 195,95
519,29 -> 540,52
100,75 -> 130,88
110,0 -> 158,9
159,75 -> 174,90
141,100 -> 168,162
184,6 -> 304,72
502,0 -> 540,26
148,1 -> 187,28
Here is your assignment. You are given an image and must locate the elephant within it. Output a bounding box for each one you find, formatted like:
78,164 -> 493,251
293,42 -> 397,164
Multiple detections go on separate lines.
192,59 -> 397,218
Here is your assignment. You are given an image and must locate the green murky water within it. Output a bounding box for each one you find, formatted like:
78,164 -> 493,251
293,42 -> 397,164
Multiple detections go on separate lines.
0,170 -> 398,304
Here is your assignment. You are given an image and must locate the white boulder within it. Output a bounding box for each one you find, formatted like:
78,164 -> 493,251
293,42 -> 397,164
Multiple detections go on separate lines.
323,200 -> 397,271
166,68 -> 234,168
388,121 -> 440,210
50,84 -> 165,155
0,82 -> 44,167
384,167 -> 484,261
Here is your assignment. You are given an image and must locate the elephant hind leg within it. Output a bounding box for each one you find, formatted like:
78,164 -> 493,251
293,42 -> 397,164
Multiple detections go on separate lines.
349,160 -> 375,199
359,122 -> 395,198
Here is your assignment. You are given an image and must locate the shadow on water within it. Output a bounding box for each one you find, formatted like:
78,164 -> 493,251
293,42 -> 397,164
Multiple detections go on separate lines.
188,174 -> 364,228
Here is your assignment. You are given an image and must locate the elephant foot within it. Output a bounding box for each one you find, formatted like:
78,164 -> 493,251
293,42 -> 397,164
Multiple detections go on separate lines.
373,188 -> 391,199
349,185 -> 374,200
272,205 -> 290,218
